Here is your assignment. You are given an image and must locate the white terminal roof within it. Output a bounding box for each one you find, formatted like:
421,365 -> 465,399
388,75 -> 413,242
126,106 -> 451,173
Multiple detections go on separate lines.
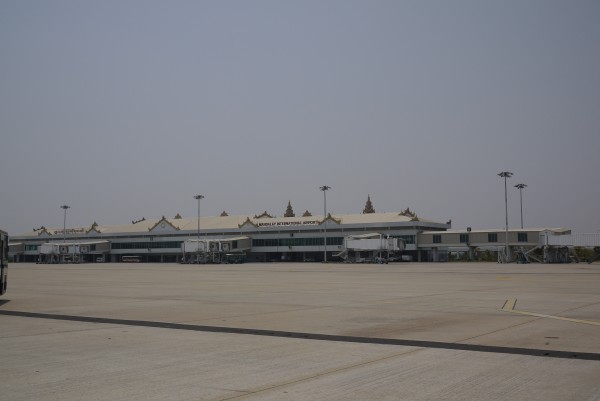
422,228 -> 570,234
15,212 -> 443,238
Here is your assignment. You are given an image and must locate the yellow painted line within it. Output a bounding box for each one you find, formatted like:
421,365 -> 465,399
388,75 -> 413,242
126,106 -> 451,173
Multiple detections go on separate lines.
500,299 -> 600,326
502,298 -> 517,311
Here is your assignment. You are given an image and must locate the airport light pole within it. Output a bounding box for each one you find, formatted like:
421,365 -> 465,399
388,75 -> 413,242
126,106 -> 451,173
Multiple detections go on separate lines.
60,205 -> 70,243
319,185 -> 331,262
498,172 -> 513,262
194,194 -> 204,263
514,183 -> 527,229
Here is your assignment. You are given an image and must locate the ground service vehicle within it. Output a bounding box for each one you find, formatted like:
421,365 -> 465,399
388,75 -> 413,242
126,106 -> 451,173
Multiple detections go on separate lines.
0,230 -> 7,295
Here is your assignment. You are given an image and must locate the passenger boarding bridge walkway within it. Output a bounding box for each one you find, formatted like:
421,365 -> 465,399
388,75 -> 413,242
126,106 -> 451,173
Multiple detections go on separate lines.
419,229 -> 599,264
541,233 -> 600,264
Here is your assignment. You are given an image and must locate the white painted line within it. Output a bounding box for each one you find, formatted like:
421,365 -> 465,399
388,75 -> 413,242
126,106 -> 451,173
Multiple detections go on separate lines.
500,299 -> 600,326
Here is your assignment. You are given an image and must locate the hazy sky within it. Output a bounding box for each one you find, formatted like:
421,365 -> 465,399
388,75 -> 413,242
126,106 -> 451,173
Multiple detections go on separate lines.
1,0 -> 599,235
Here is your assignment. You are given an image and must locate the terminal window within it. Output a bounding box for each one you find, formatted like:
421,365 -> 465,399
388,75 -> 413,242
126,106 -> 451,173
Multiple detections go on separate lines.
488,233 -> 498,242
518,232 -> 528,242
459,234 -> 469,243
433,235 -> 442,244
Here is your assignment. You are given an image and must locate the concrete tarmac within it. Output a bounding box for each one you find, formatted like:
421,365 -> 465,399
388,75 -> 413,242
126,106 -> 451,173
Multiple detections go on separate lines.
1,262 -> 599,400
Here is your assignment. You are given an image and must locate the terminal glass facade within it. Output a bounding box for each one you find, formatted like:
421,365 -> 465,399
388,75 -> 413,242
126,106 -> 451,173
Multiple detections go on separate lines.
252,237 -> 343,247
112,241 -> 183,250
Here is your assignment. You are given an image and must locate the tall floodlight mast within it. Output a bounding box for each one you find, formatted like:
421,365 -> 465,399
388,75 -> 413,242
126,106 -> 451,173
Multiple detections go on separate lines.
498,172 -> 513,262
319,186 -> 331,263
60,205 -> 70,244
514,183 -> 527,229
194,194 -> 204,263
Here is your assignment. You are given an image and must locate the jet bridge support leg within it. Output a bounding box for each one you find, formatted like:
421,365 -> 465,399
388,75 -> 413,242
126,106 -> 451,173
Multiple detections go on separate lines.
588,248 -> 600,264
523,246 -> 543,263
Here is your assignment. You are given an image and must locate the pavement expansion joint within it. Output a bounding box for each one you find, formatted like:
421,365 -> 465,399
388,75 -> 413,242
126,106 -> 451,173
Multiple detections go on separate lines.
2,309 -> 600,361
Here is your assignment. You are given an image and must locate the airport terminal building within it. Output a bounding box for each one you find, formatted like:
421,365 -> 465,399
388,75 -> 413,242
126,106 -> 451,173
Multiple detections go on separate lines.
8,202 -> 580,264
9,210 -> 451,263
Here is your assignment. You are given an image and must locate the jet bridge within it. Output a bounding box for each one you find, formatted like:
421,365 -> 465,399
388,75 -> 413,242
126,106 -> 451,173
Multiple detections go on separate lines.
539,233 -> 600,263
336,233 -> 405,263
38,241 -> 111,263
182,237 -> 251,264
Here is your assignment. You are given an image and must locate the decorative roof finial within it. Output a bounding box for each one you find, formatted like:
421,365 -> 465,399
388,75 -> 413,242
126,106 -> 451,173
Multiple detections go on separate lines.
284,200 -> 295,217
362,195 -> 375,214
399,207 -> 416,218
